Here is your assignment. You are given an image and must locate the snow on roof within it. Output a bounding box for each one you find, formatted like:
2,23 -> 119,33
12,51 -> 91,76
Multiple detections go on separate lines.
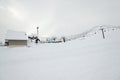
5,30 -> 28,40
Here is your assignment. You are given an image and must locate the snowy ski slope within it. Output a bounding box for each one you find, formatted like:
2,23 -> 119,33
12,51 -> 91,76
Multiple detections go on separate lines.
0,26 -> 120,80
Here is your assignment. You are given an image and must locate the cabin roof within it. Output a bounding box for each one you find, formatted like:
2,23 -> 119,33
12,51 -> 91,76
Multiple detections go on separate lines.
5,30 -> 28,40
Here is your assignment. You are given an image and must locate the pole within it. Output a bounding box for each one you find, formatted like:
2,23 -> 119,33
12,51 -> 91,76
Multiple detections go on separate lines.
101,28 -> 105,39
37,27 -> 39,37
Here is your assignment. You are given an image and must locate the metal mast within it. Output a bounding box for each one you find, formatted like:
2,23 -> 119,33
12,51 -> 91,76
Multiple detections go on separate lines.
37,26 -> 39,37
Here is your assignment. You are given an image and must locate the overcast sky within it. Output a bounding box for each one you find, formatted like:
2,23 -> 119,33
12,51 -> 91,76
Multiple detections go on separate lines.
0,0 -> 120,37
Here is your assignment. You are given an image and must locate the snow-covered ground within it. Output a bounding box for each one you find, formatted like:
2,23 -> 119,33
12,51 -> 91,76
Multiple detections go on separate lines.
0,29 -> 120,80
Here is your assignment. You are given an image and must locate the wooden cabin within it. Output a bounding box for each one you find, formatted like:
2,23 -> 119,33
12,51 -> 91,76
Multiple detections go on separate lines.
5,30 -> 28,46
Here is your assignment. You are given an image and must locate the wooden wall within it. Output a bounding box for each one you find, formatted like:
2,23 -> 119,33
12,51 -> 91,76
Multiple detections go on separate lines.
8,40 -> 27,46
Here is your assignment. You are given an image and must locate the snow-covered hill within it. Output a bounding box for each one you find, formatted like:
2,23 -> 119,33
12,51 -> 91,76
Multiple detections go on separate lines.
65,25 -> 120,41
0,27 -> 120,80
